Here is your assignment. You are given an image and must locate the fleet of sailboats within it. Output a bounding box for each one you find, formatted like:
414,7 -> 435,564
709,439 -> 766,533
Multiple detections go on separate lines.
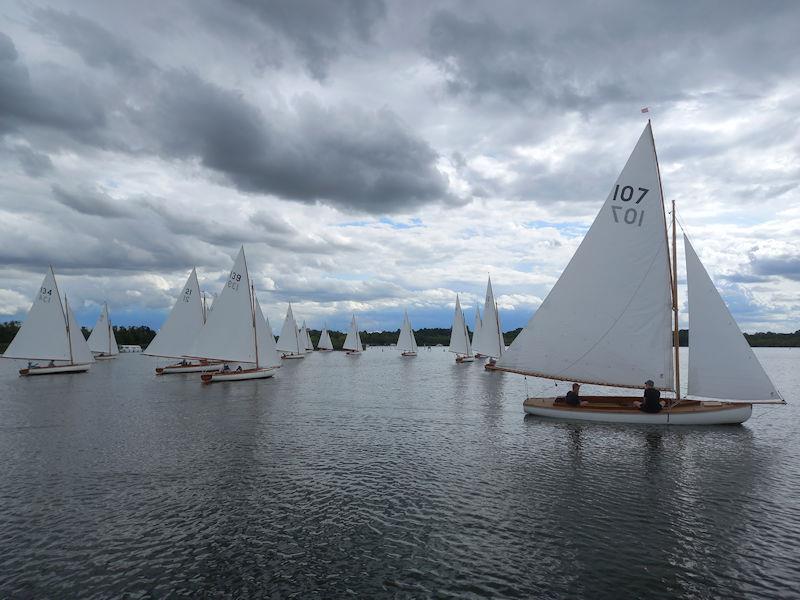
87,302 -> 119,360
397,309 -> 418,357
448,295 -> 473,363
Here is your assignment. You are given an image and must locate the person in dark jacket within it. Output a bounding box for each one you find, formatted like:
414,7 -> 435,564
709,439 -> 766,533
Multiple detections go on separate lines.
634,380 -> 666,413
565,383 -> 588,407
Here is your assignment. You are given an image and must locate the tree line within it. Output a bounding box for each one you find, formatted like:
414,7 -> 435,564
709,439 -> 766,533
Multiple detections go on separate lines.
2,321 -> 799,352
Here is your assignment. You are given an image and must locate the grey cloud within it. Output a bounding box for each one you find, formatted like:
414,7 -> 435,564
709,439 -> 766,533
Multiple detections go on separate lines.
52,184 -> 134,218
14,144 -> 54,177
135,70 -> 449,213
751,255 -> 800,281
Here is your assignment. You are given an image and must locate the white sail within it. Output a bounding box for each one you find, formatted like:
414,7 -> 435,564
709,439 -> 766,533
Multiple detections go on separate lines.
144,268 -> 205,358
65,298 -> 94,364
396,309 -> 418,352
3,268 -> 72,361
343,315 -> 362,351
254,298 -> 281,369
88,303 -> 118,355
297,324 -> 309,354
472,306 -> 483,352
189,247 -> 260,363
448,295 -> 472,356
498,123 -> 674,390
473,277 -> 504,358
318,326 -> 333,350
299,321 -> 314,351
305,325 -> 314,350
684,235 -> 781,402
276,304 -> 302,354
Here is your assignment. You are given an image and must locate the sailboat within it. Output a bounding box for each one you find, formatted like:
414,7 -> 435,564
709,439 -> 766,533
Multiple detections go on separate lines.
472,306 -> 485,358
496,122 -> 783,424
144,269 -> 221,374
186,246 -> 281,383
448,295 -> 474,363
2,267 -> 94,375
473,277 -> 504,370
317,325 -> 334,351
87,302 -> 119,360
301,320 -> 315,351
276,303 -> 305,359
397,309 -> 418,357
343,314 -> 364,355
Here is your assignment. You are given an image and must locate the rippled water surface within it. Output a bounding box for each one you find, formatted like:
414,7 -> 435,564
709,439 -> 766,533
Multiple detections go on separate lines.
1,348 -> 798,598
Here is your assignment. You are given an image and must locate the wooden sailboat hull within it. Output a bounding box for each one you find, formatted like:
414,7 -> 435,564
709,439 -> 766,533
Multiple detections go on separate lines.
156,361 -> 223,375
523,397 -> 752,425
281,353 -> 305,360
19,363 -> 92,376
93,354 -> 117,360
201,367 -> 278,383
401,351 -> 417,357
345,350 -> 361,356
455,355 -> 474,363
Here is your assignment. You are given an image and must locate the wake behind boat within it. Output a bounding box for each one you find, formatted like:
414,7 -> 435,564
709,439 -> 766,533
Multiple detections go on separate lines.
496,121 -> 783,425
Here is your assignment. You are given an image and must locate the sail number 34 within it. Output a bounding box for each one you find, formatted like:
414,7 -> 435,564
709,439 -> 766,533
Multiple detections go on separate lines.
611,185 -> 648,227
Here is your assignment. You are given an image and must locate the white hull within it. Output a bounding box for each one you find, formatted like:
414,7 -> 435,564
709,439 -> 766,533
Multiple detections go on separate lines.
93,354 -> 117,360
281,353 -> 306,360
202,367 -> 278,383
523,397 -> 752,425
19,363 -> 92,376
156,361 -> 223,375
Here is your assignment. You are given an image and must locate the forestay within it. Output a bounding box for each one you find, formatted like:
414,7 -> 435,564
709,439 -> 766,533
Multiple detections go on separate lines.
397,310 -> 418,352
685,235 -> 781,402
190,247 -> 259,363
498,123 -> 674,389
145,268 -> 205,358
473,277 -> 504,359
277,304 -> 302,354
3,268 -> 72,361
448,295 -> 472,356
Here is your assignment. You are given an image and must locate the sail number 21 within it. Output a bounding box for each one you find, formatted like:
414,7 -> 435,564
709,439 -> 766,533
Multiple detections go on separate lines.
611,185 -> 648,227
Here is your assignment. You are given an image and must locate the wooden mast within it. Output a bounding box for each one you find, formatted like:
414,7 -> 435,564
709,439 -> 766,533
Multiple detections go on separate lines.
672,199 -> 681,402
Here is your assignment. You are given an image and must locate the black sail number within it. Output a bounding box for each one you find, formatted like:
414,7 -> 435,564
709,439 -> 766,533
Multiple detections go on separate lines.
39,287 -> 53,303
228,270 -> 242,291
613,185 -> 649,204
182,287 -> 193,303
611,184 -> 649,227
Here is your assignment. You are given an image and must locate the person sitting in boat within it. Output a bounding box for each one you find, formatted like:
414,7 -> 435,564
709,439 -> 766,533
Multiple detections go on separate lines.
565,383 -> 588,407
633,380 -> 666,413
48,360 -> 55,367
222,364 -> 231,372
236,365 -> 242,372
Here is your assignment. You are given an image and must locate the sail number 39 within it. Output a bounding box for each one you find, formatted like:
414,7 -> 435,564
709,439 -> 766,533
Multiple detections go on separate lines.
611,185 -> 648,227
228,271 -> 242,291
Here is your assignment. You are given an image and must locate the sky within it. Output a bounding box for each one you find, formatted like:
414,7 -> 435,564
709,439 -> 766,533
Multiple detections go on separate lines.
1,0 -> 799,334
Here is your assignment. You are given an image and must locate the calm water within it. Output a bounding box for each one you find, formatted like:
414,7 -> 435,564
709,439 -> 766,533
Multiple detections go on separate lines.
0,348 -> 798,599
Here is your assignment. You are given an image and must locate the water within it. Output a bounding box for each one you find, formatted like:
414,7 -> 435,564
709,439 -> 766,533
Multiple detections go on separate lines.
1,348 -> 798,599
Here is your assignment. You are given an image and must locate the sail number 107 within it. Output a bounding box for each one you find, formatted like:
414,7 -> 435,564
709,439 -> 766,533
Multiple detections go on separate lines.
611,185 -> 649,227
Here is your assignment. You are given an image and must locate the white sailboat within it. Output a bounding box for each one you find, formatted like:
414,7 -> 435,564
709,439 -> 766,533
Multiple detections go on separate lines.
3,267 -> 94,376
496,122 -> 783,424
145,268 -> 221,374
343,314 -> 364,355
186,246 -> 281,383
397,309 -> 418,357
473,277 -> 504,370
472,306 -> 485,358
276,303 -> 305,359
87,302 -> 119,360
448,295 -> 473,362
301,320 -> 315,351
317,325 -> 334,351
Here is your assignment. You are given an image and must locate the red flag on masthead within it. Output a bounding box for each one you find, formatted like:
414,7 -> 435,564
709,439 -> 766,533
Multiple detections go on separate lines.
641,107 -> 650,113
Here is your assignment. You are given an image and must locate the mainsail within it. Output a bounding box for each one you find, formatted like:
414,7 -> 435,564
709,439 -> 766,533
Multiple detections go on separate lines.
276,304 -> 302,354
87,303 -> 119,356
396,309 -> 418,352
343,315 -> 363,351
318,326 -> 333,350
473,277 -> 504,359
145,268 -> 205,358
301,321 -> 314,350
448,295 -> 472,356
684,235 -> 781,402
498,123 -> 674,390
65,298 -> 94,364
472,306 -> 483,352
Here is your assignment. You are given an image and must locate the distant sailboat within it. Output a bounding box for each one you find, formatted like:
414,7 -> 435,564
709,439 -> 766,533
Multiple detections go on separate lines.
2,267 -> 94,376
301,320 -> 315,351
343,315 -> 364,355
472,306 -> 485,358
397,309 -> 418,357
317,325 -> 334,351
448,295 -> 473,363
187,246 -> 281,382
473,277 -> 504,370
276,303 -> 305,359
87,302 -> 119,360
497,122 -> 783,424
144,268 -> 221,374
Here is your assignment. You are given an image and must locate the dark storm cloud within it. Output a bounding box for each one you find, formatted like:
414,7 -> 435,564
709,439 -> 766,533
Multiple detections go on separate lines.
226,0 -> 386,80
52,184 -> 134,218
135,70 -> 449,213
0,31 -> 106,135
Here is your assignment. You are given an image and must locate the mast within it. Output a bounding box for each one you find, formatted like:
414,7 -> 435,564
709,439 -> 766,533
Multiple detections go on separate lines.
65,295 -> 74,365
672,200 -> 681,402
649,119 -> 679,401
202,292 -> 207,324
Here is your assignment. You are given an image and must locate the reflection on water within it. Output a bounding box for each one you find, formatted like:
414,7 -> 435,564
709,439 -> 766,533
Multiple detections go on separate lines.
0,348 -> 798,598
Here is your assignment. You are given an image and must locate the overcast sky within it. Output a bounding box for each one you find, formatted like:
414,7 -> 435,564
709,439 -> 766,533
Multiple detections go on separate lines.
1,0 -> 798,334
